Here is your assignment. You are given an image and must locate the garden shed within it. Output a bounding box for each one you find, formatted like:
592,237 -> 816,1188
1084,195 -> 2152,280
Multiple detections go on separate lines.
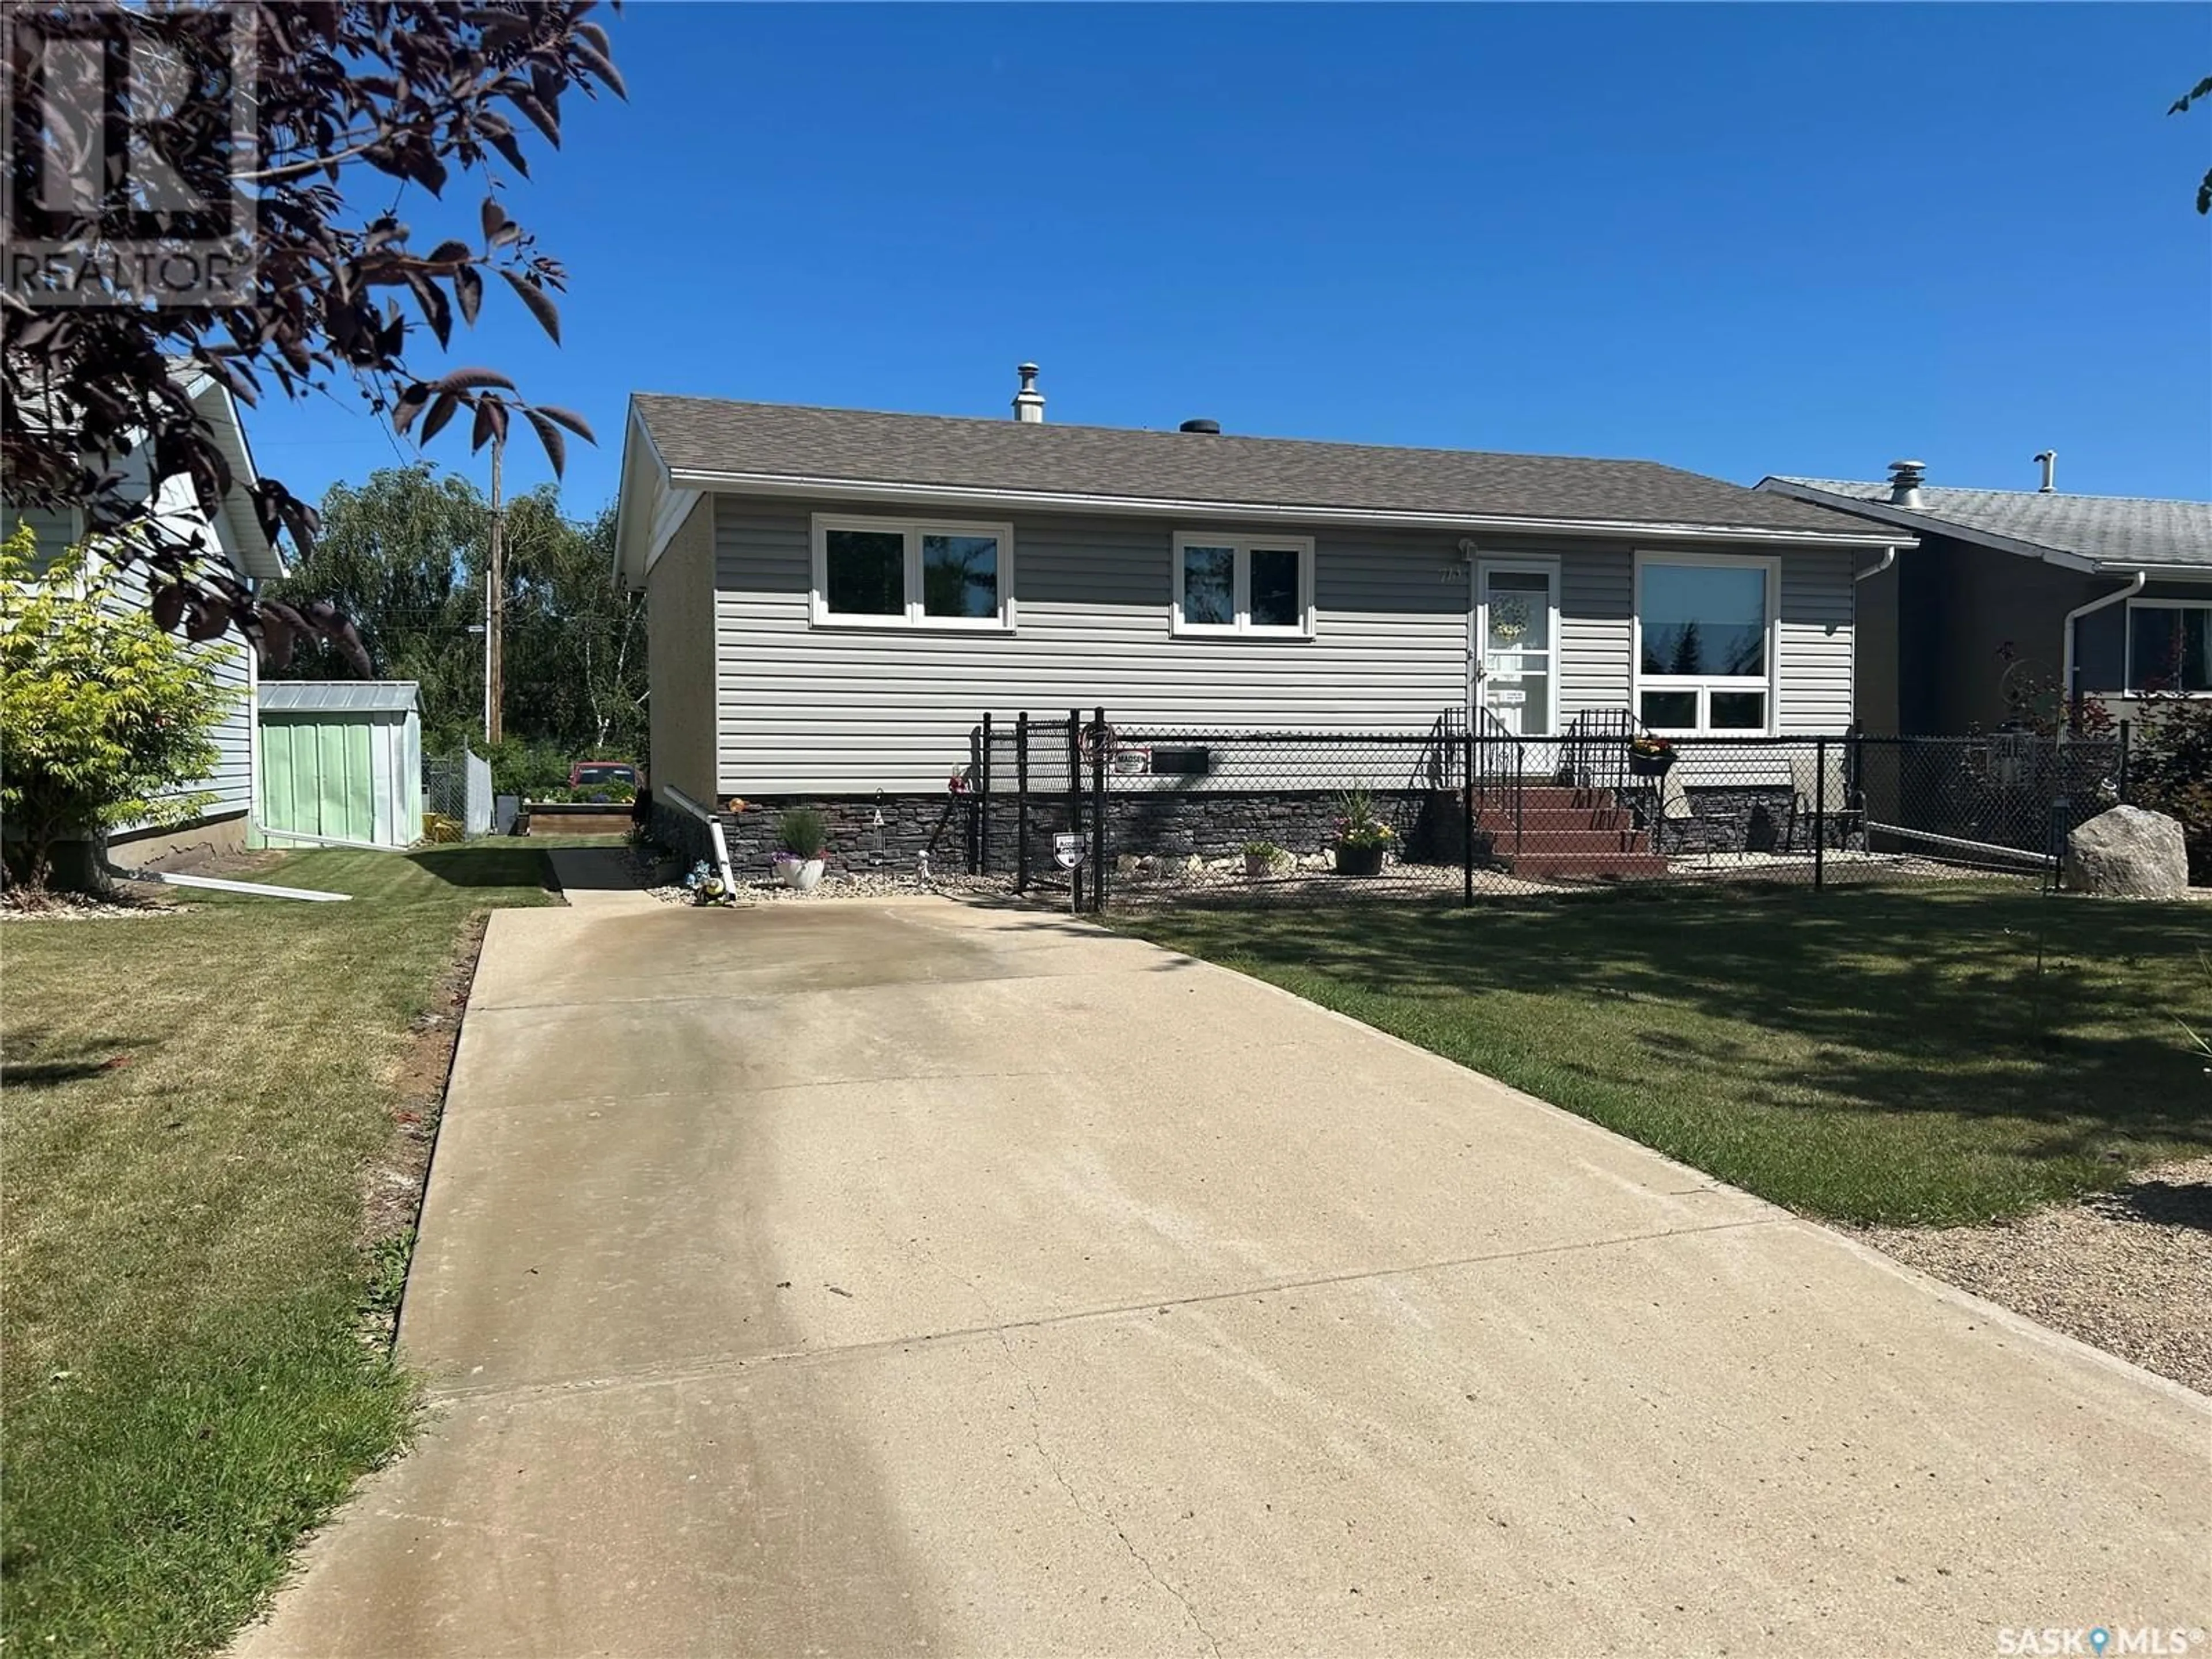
256,681 -> 424,850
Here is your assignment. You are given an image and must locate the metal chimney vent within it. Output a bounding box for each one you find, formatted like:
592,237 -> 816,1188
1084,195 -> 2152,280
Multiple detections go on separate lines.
1179,418 -> 1221,434
2033,449 -> 2056,493
1887,459 -> 1926,509
1012,363 -> 1044,423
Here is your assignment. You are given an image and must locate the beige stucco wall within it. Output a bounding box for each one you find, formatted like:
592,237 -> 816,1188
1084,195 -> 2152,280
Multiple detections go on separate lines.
646,495 -> 718,806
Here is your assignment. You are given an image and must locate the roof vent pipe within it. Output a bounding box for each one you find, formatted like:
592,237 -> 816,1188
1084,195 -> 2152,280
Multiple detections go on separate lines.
1179,419 -> 1221,434
1887,459 -> 1926,509
2033,449 -> 2057,493
1012,363 -> 1044,423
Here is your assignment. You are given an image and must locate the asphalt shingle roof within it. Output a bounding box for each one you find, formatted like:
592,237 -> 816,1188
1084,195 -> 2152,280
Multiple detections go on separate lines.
631,395 -> 1886,538
1764,478 -> 2212,570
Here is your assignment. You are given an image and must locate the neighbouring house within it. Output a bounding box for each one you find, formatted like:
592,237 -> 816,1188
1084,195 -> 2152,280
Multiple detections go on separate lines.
614,368 -> 1903,872
1758,461 -> 2212,734
2,370 -> 283,866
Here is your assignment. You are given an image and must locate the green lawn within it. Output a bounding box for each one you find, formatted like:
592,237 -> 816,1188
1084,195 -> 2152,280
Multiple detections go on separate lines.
0,843 -> 584,1657
1122,885 -> 2212,1226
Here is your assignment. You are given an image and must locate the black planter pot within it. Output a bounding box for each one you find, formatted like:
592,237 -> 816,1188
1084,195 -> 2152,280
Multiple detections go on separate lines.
1628,752 -> 1676,778
1333,842 -> 1387,876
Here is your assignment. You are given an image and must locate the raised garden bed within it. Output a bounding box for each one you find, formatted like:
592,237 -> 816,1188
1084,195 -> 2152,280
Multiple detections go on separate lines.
520,800 -> 634,837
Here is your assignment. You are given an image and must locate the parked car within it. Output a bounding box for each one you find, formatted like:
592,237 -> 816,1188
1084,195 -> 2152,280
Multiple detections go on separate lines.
569,760 -> 640,791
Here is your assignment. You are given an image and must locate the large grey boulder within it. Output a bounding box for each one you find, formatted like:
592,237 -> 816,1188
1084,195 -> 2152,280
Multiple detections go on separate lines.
2065,805 -> 2190,898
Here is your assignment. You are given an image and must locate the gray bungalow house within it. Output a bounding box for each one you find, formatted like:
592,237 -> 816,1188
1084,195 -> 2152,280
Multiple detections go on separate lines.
614,370 -> 1903,868
1758,463 -> 2211,734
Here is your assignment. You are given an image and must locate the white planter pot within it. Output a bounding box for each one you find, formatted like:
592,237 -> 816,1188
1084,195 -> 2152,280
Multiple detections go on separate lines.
782,858 -> 825,892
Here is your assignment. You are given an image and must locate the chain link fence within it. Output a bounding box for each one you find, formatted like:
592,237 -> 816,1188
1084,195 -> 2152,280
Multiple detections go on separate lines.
422,747 -> 493,838
966,710 -> 2126,910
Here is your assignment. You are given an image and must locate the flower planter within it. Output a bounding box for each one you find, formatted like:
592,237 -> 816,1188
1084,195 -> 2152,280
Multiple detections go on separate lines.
779,857 -> 825,892
1332,843 -> 1387,877
1627,752 -> 1676,778
1243,853 -> 1281,878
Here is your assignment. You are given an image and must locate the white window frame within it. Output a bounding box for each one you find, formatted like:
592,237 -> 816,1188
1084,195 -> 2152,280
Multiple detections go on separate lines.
809,513 -> 1016,631
2121,597 -> 2212,695
1171,532 -> 1316,638
1630,550 -> 1781,735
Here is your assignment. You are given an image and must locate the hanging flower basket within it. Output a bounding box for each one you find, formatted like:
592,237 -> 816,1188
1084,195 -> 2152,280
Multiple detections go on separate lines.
1628,736 -> 1677,777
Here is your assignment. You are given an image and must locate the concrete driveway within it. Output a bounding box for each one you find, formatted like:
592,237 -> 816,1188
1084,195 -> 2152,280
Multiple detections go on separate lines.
238,896 -> 2208,1658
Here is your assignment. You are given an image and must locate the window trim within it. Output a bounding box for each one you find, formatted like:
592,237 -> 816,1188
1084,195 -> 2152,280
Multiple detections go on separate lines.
809,513 -> 1017,631
1630,550 -> 1782,735
2120,596 -> 2212,695
1170,532 -> 1316,638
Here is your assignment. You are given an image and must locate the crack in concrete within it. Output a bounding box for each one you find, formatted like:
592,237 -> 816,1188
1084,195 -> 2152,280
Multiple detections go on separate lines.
422,1213 -> 1785,1406
908,1225 -> 1225,1659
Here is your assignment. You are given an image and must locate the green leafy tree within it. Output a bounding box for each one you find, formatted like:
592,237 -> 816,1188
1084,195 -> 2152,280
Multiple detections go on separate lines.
0,529 -> 233,894
266,466 -> 645,767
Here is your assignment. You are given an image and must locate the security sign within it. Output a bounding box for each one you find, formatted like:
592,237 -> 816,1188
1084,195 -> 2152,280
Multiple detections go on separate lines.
1053,832 -> 1087,870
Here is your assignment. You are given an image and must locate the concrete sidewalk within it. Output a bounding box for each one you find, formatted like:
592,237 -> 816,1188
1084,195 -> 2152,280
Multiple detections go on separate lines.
236,899 -> 2209,1658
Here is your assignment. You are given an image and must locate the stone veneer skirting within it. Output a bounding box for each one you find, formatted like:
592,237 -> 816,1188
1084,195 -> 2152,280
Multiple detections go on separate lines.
646,784 -> 1848,881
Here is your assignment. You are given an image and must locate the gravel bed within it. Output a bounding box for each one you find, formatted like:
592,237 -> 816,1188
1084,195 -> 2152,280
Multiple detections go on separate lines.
1856,1155 -> 2212,1396
1,888 -> 185,921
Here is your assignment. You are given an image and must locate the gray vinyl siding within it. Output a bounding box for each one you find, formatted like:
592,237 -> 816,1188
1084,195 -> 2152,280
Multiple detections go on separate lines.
1775,546 -> 1858,733
1559,548 -> 1631,718
709,495 -> 1859,793
95,555 -> 255,824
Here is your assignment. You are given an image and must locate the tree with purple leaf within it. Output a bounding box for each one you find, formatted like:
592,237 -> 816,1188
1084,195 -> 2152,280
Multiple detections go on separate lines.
1,1 -> 623,667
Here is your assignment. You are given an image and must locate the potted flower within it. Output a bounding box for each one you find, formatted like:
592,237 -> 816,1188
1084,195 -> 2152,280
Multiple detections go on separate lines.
1628,734 -> 1677,777
775,806 -> 830,891
1331,789 -> 1396,876
1242,839 -> 1285,878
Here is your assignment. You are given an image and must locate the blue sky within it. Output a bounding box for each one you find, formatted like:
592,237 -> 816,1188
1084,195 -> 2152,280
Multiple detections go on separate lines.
254,2 -> 2212,520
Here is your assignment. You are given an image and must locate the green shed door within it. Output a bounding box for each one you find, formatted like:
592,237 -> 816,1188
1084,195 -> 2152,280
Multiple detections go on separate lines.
260,717 -> 377,843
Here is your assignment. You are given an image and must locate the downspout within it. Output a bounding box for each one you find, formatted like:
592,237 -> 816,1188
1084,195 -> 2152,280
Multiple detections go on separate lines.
2061,570 -> 2146,721
1853,545 -> 1897,584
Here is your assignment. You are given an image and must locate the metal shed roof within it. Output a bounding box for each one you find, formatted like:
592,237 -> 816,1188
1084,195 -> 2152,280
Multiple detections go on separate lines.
258,680 -> 420,714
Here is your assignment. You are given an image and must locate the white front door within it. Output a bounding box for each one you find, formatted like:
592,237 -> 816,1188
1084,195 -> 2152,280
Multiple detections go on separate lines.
1477,560 -> 1559,737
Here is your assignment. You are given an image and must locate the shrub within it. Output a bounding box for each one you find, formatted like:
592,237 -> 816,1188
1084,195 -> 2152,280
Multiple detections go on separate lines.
474,737 -> 571,801
1242,839 -> 1283,861
777,806 -> 828,859
0,529 -> 233,892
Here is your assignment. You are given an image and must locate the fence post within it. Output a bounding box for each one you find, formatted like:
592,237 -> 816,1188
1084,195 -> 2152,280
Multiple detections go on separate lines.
1813,736 -> 1827,892
1462,727 -> 1475,906
1015,711 -> 1031,893
1067,707 -> 1083,911
2116,719 -> 2131,803
978,713 -> 993,877
1091,705 -> 1109,912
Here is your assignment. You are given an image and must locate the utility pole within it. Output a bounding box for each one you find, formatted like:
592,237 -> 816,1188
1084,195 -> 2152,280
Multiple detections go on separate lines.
485,431 -> 505,744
